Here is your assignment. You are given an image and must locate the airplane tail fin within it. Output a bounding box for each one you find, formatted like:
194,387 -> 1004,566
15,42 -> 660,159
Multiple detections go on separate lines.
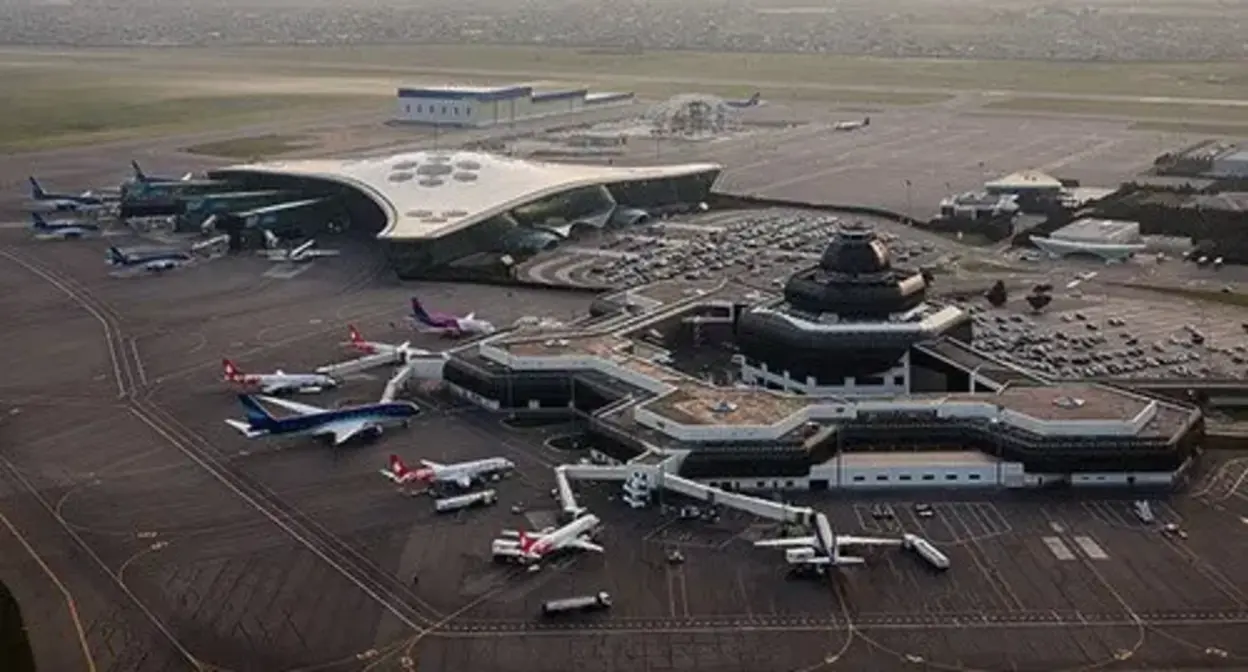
749,92 -> 760,104
263,229 -> 280,249
388,454 -> 409,479
106,246 -> 127,265
410,297 -> 434,325
30,213 -> 47,229
236,394 -> 276,429
222,359 -> 244,382
863,116 -> 870,127
28,177 -> 45,199
131,160 -> 147,181
518,531 -> 534,554
348,324 -> 365,345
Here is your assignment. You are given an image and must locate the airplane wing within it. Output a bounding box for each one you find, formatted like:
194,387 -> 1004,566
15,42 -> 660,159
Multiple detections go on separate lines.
305,250 -> 341,258
224,419 -> 268,438
566,538 -> 604,553
259,381 -> 290,395
836,535 -> 903,547
256,395 -> 327,415
754,536 -> 816,548
313,419 -> 376,446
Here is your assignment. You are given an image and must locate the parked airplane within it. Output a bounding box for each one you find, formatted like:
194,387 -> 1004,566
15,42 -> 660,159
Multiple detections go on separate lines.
29,212 -> 100,240
131,160 -> 194,183
833,117 -> 870,131
28,177 -> 111,213
492,514 -> 603,564
106,246 -> 192,273
724,92 -> 764,109
341,324 -> 435,360
754,514 -> 899,570
262,230 -> 340,263
224,394 -> 420,446
222,359 -> 340,395
380,454 -> 515,489
409,297 -> 496,337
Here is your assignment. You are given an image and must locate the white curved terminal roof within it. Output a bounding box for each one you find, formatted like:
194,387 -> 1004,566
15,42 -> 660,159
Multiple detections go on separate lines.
223,151 -> 722,241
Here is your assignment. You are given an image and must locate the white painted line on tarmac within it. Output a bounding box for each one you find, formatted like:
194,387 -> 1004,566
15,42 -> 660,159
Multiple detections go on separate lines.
1073,535 -> 1109,560
1043,536 -> 1075,561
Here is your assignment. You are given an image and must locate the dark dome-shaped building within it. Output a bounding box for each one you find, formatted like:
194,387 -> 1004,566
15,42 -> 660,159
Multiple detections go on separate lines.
735,222 -> 967,396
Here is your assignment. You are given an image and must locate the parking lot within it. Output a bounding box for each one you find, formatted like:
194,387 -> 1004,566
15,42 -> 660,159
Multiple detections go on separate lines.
967,286 -> 1248,380
517,208 -> 960,290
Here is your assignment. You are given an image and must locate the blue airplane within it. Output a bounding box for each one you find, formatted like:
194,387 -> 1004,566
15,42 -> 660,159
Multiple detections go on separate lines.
28,177 -> 110,213
29,212 -> 100,240
131,160 -> 193,184
106,246 -> 192,273
225,394 -> 421,446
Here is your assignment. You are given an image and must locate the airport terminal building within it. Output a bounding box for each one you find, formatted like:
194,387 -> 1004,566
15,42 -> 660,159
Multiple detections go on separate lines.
209,151 -> 721,280
436,225 -> 1203,492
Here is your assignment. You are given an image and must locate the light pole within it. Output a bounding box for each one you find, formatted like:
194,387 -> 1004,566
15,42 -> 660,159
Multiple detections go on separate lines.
903,179 -> 913,223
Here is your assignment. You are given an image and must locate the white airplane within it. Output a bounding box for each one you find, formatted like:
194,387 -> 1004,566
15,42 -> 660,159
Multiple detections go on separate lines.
492,513 -> 603,564
27,177 -> 112,213
262,230 -> 340,263
223,359 -> 339,395
833,117 -> 870,131
342,324 -> 428,358
380,454 -> 515,489
754,514 -> 900,570
409,297 -> 495,338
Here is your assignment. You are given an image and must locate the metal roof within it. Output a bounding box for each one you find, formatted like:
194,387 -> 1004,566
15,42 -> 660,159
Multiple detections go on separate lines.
218,151 -> 721,241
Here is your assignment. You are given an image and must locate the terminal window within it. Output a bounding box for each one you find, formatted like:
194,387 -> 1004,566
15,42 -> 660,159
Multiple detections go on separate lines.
969,474 -> 982,481
922,474 -> 935,481
945,474 -> 958,480
893,375 -> 905,386
899,475 -> 912,481
875,475 -> 888,481
852,476 -> 865,482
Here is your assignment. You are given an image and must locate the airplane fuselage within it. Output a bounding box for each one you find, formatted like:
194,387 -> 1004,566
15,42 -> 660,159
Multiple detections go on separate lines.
256,402 -> 420,439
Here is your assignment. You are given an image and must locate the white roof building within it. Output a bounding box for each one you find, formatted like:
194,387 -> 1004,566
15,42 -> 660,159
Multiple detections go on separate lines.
216,151 -> 721,241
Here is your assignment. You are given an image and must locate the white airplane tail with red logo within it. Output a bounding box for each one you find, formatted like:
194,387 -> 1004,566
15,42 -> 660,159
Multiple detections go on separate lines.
223,359 -> 245,383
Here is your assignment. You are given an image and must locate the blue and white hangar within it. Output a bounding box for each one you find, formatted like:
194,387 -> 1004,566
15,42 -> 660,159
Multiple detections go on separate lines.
209,150 -> 721,280
394,84 -> 636,127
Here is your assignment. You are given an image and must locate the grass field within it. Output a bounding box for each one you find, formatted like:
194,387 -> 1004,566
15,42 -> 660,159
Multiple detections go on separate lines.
184,134 -> 313,159
3,44 -> 1248,151
982,97 -> 1248,124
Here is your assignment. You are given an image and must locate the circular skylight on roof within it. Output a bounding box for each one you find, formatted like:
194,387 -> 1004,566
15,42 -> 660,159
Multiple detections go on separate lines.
427,154 -> 453,163
455,160 -> 482,171
444,209 -> 469,218
406,209 -> 433,218
392,160 -> 419,170
453,172 -> 479,182
418,178 -> 445,188
388,172 -> 414,182
416,163 -> 453,177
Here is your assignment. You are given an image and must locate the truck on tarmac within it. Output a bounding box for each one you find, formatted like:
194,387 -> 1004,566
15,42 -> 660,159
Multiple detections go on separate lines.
540,591 -> 612,617
434,489 -> 498,514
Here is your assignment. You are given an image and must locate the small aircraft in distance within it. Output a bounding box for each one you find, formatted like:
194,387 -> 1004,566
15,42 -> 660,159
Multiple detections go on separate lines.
261,230 -> 340,263
106,246 -> 192,273
29,212 -> 100,240
380,454 -> 516,489
492,514 -> 604,565
833,117 -> 870,132
222,359 -> 340,395
28,177 -> 112,213
131,160 -> 194,183
408,297 -> 495,338
224,394 -> 420,446
724,92 -> 765,109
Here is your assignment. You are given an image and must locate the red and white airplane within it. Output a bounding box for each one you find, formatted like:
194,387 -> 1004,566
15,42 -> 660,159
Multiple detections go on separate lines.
491,513 -> 603,564
343,324 -> 412,357
381,454 -> 515,490
223,359 -> 339,395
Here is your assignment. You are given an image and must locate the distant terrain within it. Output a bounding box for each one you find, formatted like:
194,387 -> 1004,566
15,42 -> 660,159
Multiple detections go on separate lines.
0,0 -> 1246,61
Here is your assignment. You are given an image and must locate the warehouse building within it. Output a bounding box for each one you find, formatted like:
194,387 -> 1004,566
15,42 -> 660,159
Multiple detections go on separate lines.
1029,217 -> 1146,261
395,85 -> 636,127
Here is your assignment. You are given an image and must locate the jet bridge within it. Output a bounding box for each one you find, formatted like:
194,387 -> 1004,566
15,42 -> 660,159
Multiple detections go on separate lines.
318,352 -> 402,377
555,458 -> 815,526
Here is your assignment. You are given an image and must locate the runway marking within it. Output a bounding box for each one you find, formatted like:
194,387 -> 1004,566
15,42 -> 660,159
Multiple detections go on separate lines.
1042,536 -> 1076,561
0,508 -> 97,672
1072,535 -> 1109,560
